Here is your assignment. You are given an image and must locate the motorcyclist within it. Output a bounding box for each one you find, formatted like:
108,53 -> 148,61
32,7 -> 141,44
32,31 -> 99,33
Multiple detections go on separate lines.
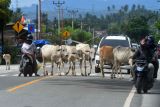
19,34 -> 40,76
132,36 -> 156,84
146,36 -> 159,79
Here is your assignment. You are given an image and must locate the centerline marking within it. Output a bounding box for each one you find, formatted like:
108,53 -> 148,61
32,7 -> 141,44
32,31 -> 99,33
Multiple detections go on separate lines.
7,76 -> 51,93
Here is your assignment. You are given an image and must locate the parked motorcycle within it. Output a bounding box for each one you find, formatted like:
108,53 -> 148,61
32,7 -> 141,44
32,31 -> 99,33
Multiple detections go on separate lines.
19,54 -> 34,77
135,60 -> 154,94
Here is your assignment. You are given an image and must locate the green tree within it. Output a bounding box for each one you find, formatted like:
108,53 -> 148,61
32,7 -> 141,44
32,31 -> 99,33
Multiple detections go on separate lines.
125,16 -> 149,42
0,0 -> 12,29
71,29 -> 92,44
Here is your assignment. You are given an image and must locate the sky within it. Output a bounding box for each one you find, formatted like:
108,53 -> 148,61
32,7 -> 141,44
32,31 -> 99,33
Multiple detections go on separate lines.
10,0 -> 159,10
10,0 -> 41,8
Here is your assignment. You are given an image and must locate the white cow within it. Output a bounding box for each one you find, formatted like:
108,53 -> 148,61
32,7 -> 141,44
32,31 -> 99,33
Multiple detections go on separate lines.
64,45 -> 78,76
41,44 -> 62,76
113,46 -> 135,78
76,43 -> 92,76
3,54 -> 11,70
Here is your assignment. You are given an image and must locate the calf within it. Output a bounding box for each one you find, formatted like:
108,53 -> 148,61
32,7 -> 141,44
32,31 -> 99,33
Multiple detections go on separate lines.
3,54 -> 11,70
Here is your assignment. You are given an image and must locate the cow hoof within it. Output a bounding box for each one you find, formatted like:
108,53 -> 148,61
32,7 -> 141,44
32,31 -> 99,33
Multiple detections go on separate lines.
88,73 -> 91,76
81,73 -> 84,76
58,73 -> 61,76
65,73 -> 68,76
18,73 -> 21,77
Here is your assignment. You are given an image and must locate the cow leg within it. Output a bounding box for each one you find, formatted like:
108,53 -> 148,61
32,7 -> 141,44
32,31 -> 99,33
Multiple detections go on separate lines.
88,58 -> 92,76
71,62 -> 74,76
65,61 -> 71,75
73,61 -> 76,76
84,60 -> 87,76
18,72 -> 22,77
111,60 -> 116,79
71,61 -> 76,76
80,59 -> 84,76
100,60 -> 105,78
116,65 -> 120,78
111,64 -> 115,79
51,61 -> 54,76
42,58 -> 47,76
8,62 -> 10,70
6,62 -> 7,70
58,63 -> 61,76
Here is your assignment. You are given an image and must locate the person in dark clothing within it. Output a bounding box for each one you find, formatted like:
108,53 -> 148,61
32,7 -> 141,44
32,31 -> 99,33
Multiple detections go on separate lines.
146,35 -> 159,79
132,37 -> 154,81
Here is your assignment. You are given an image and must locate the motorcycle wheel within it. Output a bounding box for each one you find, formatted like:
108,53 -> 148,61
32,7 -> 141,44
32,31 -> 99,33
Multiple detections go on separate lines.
23,65 -> 32,77
136,77 -> 143,94
28,65 -> 33,77
143,89 -> 148,93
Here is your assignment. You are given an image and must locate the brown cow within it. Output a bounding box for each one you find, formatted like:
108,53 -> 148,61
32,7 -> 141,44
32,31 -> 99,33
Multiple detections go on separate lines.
99,46 -> 114,78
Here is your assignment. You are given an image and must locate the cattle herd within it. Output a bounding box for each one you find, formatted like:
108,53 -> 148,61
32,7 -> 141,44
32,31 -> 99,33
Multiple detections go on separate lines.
1,43 -> 136,79
40,43 -> 95,77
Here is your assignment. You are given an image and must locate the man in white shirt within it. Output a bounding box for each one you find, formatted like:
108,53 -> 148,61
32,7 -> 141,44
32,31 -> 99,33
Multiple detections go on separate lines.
19,34 -> 39,76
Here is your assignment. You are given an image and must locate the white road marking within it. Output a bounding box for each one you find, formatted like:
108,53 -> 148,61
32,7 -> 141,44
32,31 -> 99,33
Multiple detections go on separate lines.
123,86 -> 136,107
0,74 -> 8,76
12,74 -> 19,76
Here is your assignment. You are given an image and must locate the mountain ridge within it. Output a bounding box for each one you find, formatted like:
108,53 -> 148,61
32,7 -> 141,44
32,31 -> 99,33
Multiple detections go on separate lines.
19,0 -> 159,20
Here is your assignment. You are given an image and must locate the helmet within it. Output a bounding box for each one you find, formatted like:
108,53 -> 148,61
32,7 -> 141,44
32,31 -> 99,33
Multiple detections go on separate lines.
145,35 -> 155,47
26,34 -> 33,41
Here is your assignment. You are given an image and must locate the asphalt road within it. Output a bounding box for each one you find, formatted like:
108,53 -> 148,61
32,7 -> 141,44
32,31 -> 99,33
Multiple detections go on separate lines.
0,63 -> 159,107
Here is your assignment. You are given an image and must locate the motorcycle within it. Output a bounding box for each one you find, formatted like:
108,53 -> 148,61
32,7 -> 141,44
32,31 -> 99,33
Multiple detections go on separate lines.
19,54 -> 34,77
134,60 -> 154,94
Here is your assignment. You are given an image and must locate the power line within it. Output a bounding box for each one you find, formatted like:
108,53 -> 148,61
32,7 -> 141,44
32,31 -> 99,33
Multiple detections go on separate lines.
68,10 -> 78,29
53,0 -> 65,36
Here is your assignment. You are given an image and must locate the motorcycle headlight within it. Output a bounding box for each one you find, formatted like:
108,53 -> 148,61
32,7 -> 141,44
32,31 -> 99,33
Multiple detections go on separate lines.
136,66 -> 144,71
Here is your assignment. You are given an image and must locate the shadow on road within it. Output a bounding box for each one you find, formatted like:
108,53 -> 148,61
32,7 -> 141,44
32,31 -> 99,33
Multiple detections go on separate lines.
43,76 -> 134,93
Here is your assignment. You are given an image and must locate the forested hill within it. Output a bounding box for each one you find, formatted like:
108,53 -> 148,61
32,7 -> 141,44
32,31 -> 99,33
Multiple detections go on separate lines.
19,0 -> 159,20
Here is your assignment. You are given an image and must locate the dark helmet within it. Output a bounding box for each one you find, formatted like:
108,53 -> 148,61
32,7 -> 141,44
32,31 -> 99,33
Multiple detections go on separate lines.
26,34 -> 33,41
145,35 -> 155,47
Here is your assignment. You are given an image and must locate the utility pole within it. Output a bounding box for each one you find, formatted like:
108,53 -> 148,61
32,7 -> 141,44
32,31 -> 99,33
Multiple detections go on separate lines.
60,8 -> 67,31
53,0 -> 65,37
92,28 -> 95,45
68,10 -> 78,29
38,0 -> 42,39
36,4 -> 38,40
